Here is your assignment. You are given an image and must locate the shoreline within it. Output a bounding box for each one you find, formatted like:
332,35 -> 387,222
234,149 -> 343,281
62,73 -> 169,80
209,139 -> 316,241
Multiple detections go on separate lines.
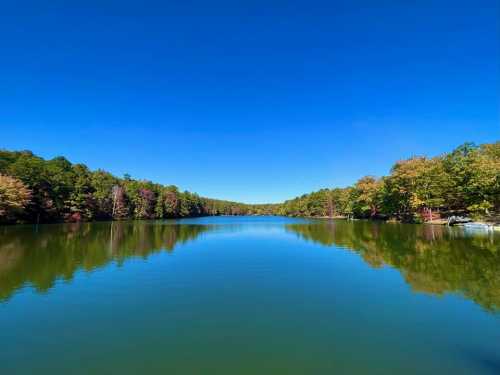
2,214 -> 500,230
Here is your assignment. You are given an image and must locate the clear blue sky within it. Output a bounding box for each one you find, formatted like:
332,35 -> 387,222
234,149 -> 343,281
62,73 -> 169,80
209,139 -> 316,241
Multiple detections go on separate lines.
1,1 -> 499,203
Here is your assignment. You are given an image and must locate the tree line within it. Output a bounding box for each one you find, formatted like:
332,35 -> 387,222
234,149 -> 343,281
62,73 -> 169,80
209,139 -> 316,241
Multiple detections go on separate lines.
1,141 -> 498,224
278,142 -> 499,222
0,150 -> 276,224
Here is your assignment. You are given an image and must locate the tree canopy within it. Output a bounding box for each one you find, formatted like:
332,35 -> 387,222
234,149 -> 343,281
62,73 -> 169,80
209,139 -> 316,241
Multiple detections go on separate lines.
0,150 -> 276,224
279,142 -> 500,222
1,141 -> 498,224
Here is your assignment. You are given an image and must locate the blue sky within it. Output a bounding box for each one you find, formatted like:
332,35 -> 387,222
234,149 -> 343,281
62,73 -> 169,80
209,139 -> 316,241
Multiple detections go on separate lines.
1,1 -> 499,203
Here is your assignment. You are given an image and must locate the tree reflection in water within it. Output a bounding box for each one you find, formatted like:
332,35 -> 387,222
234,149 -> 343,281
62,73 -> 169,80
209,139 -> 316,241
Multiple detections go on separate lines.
1,219 -> 499,313
286,220 -> 500,312
0,221 -> 213,301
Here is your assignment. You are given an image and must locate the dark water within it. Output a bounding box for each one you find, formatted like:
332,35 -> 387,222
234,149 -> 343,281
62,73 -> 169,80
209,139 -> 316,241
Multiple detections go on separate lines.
1,216 -> 499,374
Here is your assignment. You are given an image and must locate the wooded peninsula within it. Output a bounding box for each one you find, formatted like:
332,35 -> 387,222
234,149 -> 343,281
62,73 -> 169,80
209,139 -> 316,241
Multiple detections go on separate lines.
1,141 -> 498,225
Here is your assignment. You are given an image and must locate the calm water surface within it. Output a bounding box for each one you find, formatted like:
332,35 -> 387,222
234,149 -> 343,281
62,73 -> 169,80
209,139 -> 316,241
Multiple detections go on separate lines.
1,216 -> 499,374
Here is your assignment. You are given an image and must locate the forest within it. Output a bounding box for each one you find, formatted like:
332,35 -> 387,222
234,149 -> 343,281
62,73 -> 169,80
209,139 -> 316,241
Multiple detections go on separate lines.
0,141 -> 499,224
0,149 -> 276,224
279,142 -> 500,223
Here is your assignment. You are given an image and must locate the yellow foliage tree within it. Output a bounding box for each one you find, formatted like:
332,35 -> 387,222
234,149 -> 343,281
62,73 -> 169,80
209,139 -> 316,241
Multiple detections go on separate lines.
0,174 -> 32,222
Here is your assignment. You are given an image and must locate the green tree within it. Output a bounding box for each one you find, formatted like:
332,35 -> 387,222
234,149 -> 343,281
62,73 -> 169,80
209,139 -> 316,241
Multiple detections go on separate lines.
352,176 -> 383,218
91,170 -> 119,219
65,164 -> 95,221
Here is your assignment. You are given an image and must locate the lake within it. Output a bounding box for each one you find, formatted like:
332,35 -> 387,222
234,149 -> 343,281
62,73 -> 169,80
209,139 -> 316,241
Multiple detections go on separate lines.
1,216 -> 499,374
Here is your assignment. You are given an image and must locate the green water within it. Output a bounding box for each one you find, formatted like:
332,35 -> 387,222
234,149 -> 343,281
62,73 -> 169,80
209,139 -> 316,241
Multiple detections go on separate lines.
1,217 -> 499,374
